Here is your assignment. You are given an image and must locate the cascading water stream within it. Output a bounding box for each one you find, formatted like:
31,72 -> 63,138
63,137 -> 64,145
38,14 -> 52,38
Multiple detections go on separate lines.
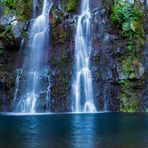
72,0 -> 96,113
14,0 -> 52,113
13,69 -> 23,105
33,0 -> 37,18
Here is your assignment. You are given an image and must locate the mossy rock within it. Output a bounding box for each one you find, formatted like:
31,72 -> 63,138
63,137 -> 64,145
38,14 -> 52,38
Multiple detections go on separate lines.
120,80 -> 142,112
119,54 -> 144,112
121,56 -> 144,79
50,8 -> 72,43
111,0 -> 144,52
0,25 -> 19,50
62,0 -> 79,12
4,0 -> 32,20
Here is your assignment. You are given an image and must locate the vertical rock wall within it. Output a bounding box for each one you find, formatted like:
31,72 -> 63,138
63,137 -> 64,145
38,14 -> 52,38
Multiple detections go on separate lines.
0,0 -> 147,112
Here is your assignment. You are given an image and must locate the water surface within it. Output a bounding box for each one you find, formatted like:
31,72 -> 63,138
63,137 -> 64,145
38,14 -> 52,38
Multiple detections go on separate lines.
0,113 -> 147,148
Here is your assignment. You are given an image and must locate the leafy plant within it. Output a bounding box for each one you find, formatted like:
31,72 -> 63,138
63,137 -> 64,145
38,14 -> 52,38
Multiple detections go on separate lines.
64,0 -> 78,12
4,0 -> 32,20
111,0 -> 144,51
4,0 -> 15,8
127,41 -> 134,51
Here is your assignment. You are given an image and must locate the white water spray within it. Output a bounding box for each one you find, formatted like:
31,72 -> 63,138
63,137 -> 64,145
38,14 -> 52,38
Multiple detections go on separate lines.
72,0 -> 96,113
15,0 -> 52,113
33,0 -> 37,18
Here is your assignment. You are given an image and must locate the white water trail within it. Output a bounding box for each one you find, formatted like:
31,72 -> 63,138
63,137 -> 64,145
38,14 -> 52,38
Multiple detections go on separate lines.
13,69 -> 23,104
72,0 -> 96,113
33,0 -> 37,18
15,0 -> 52,113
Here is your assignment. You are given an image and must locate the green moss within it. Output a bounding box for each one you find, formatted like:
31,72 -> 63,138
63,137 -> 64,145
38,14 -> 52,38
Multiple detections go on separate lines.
118,79 -> 126,85
50,8 -> 70,43
0,50 -> 3,55
4,0 -> 32,20
119,54 -> 145,112
111,0 -> 144,51
4,0 -> 15,15
63,0 -> 78,12
122,56 -> 139,79
2,25 -> 12,36
1,25 -> 16,47
15,0 -> 32,20
52,56 -> 70,69
120,80 -> 141,112
127,41 -> 134,51
0,64 -> 3,72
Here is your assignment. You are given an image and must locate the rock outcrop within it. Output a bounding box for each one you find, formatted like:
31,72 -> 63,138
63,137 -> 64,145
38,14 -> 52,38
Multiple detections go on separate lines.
0,0 -> 147,112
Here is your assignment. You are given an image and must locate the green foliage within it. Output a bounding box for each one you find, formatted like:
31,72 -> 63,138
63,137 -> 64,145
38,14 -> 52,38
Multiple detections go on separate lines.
1,25 -> 16,47
118,79 -> 125,85
127,41 -> 134,51
4,0 -> 15,8
111,0 -> 144,51
4,0 -> 16,15
2,25 -> 12,39
119,78 -> 143,112
112,1 -> 145,112
4,0 -> 32,20
64,0 -> 78,12
122,56 -> 139,79
119,55 -> 144,112
15,0 -> 32,20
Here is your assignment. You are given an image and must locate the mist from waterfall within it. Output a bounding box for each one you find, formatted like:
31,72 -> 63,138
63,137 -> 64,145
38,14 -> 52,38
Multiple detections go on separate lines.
72,0 -> 96,113
14,0 -> 52,113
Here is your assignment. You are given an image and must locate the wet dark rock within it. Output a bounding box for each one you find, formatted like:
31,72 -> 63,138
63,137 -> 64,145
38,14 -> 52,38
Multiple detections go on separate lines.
11,21 -> 26,39
0,72 -> 15,89
0,0 -> 147,112
1,14 -> 16,26
143,4 -> 148,111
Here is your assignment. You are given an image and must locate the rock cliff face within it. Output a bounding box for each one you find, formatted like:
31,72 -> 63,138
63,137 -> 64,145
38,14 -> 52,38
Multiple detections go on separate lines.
91,0 -> 146,112
0,0 -> 147,112
143,1 -> 148,111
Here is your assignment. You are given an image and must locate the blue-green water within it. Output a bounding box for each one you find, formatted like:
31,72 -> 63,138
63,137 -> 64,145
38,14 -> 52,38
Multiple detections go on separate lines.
0,113 -> 147,148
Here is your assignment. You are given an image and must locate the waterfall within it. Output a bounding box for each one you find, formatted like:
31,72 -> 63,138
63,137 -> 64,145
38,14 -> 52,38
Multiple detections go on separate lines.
13,69 -> 23,105
72,0 -> 96,113
14,0 -> 52,113
33,0 -> 37,18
